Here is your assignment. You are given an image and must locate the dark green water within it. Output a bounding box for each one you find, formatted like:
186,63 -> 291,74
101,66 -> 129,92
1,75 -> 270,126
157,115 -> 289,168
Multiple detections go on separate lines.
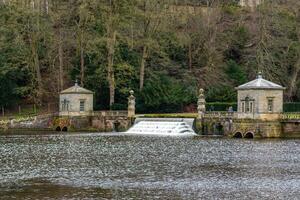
0,133 -> 299,199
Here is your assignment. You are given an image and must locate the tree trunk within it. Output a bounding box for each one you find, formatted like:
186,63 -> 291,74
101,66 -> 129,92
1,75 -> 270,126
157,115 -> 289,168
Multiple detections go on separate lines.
58,28 -> 64,91
30,35 -> 43,103
43,0 -> 48,14
80,43 -> 85,87
288,57 -> 300,100
34,48 -> 42,99
288,21 -> 300,101
188,42 -> 192,70
107,30 -> 116,107
139,45 -> 147,91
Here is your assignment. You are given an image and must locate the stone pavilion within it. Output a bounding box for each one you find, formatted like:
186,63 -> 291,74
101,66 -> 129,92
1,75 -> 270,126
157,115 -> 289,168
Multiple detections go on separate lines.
59,81 -> 94,116
236,72 -> 285,120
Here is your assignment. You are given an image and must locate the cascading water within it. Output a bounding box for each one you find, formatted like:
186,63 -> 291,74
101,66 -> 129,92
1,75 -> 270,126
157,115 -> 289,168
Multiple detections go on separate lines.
126,118 -> 197,136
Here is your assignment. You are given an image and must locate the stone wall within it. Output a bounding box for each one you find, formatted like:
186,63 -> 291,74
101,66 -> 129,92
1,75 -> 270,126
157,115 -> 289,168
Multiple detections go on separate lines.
281,122 -> 300,138
200,117 -> 233,136
0,111 -> 131,133
3,111 -> 300,138
202,115 -> 284,138
0,114 -> 55,131
90,116 -> 130,132
237,89 -> 283,116
230,120 -> 282,138
257,90 -> 283,113
59,93 -> 93,116
53,114 -> 131,132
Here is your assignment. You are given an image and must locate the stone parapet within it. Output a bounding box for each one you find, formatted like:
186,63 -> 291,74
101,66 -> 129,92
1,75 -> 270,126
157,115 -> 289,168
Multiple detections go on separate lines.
203,112 -> 235,119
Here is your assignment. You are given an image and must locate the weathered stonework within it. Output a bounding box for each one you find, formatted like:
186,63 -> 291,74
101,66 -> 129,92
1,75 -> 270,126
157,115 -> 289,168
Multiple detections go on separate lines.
128,90 -> 136,118
236,73 -> 285,120
59,82 -> 94,117
237,90 -> 283,113
197,88 -> 206,118
200,115 -> 285,138
0,114 -> 55,131
281,122 -> 300,138
230,120 -> 282,138
199,73 -> 292,138
53,111 -> 131,132
59,93 -> 94,116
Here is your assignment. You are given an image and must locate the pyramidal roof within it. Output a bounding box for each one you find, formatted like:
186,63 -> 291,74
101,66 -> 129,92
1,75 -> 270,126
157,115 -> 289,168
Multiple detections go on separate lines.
236,73 -> 285,90
60,81 -> 93,94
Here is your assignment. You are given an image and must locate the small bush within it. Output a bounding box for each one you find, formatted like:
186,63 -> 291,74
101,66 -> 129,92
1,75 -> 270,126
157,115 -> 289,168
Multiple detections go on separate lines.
206,102 -> 237,111
284,103 -> 300,112
111,103 -> 127,111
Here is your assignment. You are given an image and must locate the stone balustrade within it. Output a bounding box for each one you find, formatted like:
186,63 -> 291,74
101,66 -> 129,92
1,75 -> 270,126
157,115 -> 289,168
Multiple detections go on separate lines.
93,110 -> 128,117
281,113 -> 300,121
203,111 -> 300,121
203,111 -> 235,119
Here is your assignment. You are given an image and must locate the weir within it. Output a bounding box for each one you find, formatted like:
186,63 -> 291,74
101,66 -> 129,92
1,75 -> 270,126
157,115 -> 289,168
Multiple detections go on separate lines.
126,118 -> 196,136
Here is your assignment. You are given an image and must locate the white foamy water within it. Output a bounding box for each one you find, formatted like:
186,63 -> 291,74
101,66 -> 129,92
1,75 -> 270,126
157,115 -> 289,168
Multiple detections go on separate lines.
126,121 -> 196,136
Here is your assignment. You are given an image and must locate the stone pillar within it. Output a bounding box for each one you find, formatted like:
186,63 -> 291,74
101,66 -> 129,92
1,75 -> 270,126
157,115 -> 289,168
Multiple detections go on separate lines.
128,90 -> 136,118
197,88 -> 206,118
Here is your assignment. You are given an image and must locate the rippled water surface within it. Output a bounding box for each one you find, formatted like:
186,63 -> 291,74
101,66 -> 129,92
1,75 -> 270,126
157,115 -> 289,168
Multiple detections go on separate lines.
0,133 -> 299,199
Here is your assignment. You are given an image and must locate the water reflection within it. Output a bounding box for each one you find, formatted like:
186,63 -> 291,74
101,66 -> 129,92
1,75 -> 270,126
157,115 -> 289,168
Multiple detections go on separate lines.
0,133 -> 299,199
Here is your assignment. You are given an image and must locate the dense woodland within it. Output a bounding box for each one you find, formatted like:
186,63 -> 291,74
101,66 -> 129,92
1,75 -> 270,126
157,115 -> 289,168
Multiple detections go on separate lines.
0,0 -> 299,113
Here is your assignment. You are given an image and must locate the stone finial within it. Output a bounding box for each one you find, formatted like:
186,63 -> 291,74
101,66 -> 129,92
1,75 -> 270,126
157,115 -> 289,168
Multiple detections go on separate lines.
257,71 -> 263,79
128,90 -> 136,118
197,88 -> 206,118
199,88 -> 204,95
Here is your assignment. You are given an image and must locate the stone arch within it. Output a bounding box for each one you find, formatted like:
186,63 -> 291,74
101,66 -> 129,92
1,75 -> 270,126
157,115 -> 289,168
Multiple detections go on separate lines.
202,124 -> 209,135
211,122 -> 216,134
244,132 -> 254,139
113,121 -> 121,132
216,123 -> 224,135
62,127 -> 68,132
56,126 -> 61,131
233,132 -> 243,138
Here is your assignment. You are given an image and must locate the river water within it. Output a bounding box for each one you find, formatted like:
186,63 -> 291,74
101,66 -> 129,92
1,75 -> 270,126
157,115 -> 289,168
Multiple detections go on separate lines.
0,133 -> 299,200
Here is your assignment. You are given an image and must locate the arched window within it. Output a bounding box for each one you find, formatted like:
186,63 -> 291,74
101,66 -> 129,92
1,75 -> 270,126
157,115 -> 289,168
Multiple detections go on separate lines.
241,96 -> 255,113
61,99 -> 69,111
245,97 -> 250,112
267,98 -> 274,112
80,100 -> 85,112
241,102 -> 245,112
